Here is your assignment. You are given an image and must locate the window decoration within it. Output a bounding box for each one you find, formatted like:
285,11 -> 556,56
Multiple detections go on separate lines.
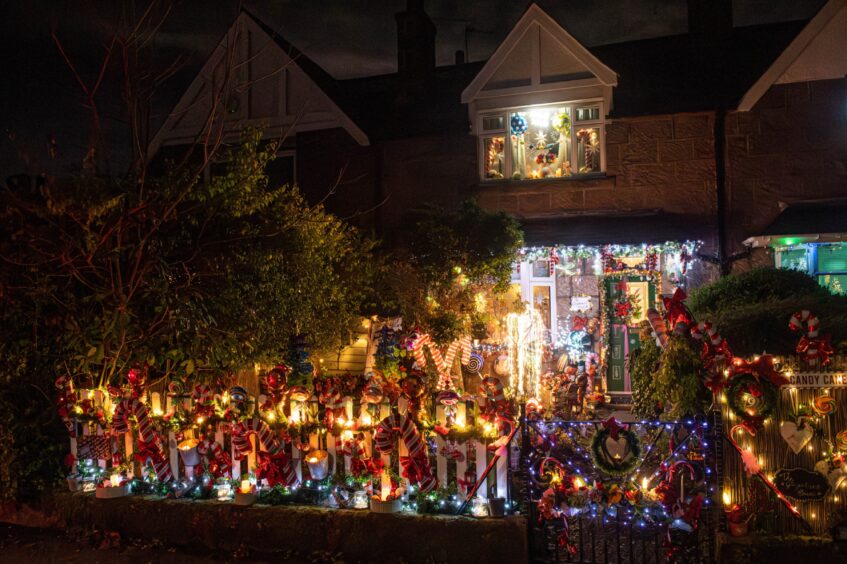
479,102 -> 604,181
776,243 -> 847,295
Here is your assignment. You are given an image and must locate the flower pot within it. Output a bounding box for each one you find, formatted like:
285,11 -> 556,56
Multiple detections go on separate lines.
67,477 -> 80,492
370,498 -> 402,514
306,449 -> 329,480
178,439 -> 201,466
95,484 -> 130,499
728,519 -> 749,537
488,497 -> 507,517
234,491 -> 257,506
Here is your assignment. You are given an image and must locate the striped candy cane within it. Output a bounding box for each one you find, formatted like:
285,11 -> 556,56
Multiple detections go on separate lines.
232,417 -> 297,486
112,398 -> 173,482
690,321 -> 731,363
789,310 -> 820,338
374,412 -> 437,492
54,375 -> 77,438
412,333 -> 473,372
197,438 -> 231,476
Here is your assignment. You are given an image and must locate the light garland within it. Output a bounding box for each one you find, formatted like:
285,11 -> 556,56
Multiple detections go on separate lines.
505,305 -> 545,401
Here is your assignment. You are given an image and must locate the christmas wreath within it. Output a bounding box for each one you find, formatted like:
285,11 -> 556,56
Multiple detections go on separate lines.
590,418 -> 641,476
726,373 -> 779,426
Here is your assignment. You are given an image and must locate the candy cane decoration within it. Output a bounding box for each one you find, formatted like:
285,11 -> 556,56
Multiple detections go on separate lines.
375,412 -> 437,492
112,398 -> 173,482
231,417 -> 297,486
197,438 -> 231,476
789,310 -> 833,367
789,310 -> 820,338
690,321 -> 732,364
55,375 -> 77,437
412,334 -> 472,373
646,308 -> 669,348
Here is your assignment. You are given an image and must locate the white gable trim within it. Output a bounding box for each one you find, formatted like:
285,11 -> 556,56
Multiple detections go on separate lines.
738,0 -> 847,111
149,12 -> 368,157
461,4 -> 617,104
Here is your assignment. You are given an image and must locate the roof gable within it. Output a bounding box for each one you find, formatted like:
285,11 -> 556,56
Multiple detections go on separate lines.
738,0 -> 847,111
150,11 -> 368,155
461,4 -> 617,104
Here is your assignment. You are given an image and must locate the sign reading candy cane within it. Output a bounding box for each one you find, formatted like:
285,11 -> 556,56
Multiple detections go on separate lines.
374,412 -> 437,492
112,398 -> 173,482
232,417 -> 298,486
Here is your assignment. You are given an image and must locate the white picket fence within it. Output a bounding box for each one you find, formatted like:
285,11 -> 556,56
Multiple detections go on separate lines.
68,390 -> 513,503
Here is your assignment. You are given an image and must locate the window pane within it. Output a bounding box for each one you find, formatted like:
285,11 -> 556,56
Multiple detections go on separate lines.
575,127 -> 601,173
532,260 -> 550,278
819,274 -> 847,295
510,107 -> 572,180
483,137 -> 505,179
266,154 -> 295,187
777,247 -> 808,271
482,115 -> 504,131
576,106 -> 600,121
816,244 -> 847,273
532,285 -> 552,335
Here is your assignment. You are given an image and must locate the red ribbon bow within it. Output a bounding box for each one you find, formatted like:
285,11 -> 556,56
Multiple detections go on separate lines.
602,416 -> 626,440
256,451 -> 294,488
571,316 -> 588,331
400,454 -> 434,487
796,335 -> 833,367
662,288 -> 692,328
729,355 -> 788,389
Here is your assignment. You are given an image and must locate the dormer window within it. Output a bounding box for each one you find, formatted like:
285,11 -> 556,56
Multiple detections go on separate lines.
480,101 -> 604,181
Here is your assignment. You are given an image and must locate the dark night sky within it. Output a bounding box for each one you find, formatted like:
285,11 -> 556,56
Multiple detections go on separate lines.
0,0 -> 826,174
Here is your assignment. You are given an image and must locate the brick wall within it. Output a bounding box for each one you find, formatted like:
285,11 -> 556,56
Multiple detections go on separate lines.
725,77 -> 847,256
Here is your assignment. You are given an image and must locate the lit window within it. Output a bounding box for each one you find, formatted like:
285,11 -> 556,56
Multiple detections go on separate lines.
776,243 -> 847,295
479,102 -> 604,181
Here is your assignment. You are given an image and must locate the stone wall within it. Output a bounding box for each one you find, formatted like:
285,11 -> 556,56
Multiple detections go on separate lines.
53,493 -> 528,563
725,77 -> 847,256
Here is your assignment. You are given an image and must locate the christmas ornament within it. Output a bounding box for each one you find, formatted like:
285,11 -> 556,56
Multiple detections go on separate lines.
814,458 -> 847,490
779,421 -> 814,455
510,114 -> 527,135
494,354 -> 511,376
112,397 -> 173,482
232,417 -> 297,487
590,417 -> 641,476
465,352 -> 483,374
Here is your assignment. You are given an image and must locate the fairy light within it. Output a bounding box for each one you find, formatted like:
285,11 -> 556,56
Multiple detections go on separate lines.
505,305 -> 545,400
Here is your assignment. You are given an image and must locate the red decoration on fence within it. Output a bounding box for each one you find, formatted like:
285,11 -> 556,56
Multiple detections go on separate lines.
789,310 -> 833,367
112,398 -> 173,482
374,412 -> 437,492
232,417 -> 297,486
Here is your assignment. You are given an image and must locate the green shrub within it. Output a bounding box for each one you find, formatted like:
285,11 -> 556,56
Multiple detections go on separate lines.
688,268 -> 847,356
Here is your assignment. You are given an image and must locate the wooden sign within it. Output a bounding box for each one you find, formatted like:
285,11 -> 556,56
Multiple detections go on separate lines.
786,373 -> 847,388
774,467 -> 830,501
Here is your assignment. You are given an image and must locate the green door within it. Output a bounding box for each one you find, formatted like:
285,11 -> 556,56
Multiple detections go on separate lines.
605,276 -> 655,393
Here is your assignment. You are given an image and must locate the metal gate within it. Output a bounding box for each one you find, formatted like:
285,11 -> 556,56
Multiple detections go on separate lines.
519,413 -> 720,563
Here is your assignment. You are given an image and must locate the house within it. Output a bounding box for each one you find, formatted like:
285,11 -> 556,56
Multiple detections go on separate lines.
151,0 -> 846,396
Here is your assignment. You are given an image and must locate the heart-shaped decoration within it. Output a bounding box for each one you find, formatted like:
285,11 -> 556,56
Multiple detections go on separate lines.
780,421 -> 814,454
604,436 -> 631,461
815,460 -> 847,490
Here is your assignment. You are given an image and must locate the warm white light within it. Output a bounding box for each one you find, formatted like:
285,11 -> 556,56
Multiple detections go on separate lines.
240,479 -> 252,494
641,477 -> 649,491
722,490 -> 731,506
110,474 -> 122,488
505,305 -> 545,400
574,477 -> 586,489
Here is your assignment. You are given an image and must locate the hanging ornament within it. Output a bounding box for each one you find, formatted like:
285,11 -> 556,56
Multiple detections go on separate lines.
510,114 -> 528,136
779,420 -> 814,454
589,417 -> 641,476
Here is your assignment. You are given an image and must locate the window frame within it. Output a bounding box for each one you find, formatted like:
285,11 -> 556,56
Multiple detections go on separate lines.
477,99 -> 606,182
514,259 -> 558,344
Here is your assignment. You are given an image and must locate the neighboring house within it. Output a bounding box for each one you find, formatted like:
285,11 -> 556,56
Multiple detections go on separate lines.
152,0 -> 847,395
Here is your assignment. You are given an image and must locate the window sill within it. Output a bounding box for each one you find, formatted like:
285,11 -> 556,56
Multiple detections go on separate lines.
475,172 -> 614,191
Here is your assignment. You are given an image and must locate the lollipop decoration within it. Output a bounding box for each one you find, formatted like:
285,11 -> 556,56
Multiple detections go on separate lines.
465,352 -> 483,375
836,430 -> 847,452
812,395 -> 836,417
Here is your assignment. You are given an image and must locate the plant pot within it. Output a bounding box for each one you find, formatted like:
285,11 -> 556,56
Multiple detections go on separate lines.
306,449 -> 329,480
95,484 -> 130,499
370,498 -> 402,514
488,497 -> 507,517
728,520 -> 749,537
67,477 -> 80,492
234,491 -> 257,506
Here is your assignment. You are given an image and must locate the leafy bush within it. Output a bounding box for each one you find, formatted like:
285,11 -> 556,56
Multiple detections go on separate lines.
688,268 -> 847,356
655,335 -> 712,419
629,323 -> 662,419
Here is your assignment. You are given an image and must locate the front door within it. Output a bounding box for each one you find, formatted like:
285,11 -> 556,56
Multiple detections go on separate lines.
604,276 -> 655,393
